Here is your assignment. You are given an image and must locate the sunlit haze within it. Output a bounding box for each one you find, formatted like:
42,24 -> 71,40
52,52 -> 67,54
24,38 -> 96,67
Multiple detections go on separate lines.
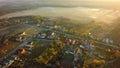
0,0 -> 120,68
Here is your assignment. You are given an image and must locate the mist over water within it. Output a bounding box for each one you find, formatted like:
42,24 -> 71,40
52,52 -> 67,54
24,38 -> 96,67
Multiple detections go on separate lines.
0,6 -> 120,24
0,0 -> 120,24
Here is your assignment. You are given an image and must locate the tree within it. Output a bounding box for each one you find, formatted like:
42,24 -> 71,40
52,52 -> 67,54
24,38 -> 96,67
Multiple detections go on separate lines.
3,38 -> 9,46
110,50 -> 120,60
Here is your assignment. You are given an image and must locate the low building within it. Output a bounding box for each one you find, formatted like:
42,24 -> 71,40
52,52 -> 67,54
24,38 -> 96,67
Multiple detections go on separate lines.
16,36 -> 26,42
24,43 -> 33,49
37,33 -> 47,39
18,49 -> 26,55
103,38 -> 113,44
47,32 -> 57,40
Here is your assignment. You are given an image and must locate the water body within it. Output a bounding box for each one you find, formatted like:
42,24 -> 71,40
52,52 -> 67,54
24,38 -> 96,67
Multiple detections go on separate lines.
0,7 -> 120,23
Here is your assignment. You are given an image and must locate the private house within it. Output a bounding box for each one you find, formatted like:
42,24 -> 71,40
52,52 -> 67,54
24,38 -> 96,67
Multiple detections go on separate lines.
47,32 -> 57,40
18,49 -> 26,55
24,41 -> 34,49
103,38 -> 113,44
16,36 -> 26,42
37,33 -> 47,39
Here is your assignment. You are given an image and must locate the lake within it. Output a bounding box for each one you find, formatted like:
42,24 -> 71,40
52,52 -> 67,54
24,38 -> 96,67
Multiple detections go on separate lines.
0,7 -> 120,23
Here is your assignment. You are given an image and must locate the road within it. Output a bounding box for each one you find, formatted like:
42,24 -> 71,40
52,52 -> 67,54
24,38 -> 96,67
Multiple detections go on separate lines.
0,36 -> 33,61
0,24 -> 50,61
0,23 -> 119,63
29,24 -> 120,49
2,23 -> 119,49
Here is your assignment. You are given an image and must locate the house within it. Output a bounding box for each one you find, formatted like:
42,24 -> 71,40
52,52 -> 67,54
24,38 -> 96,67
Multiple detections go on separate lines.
72,40 -> 76,45
37,24 -> 40,27
47,32 -> 57,40
103,38 -> 113,44
16,36 -> 26,42
80,45 -> 85,49
18,49 -> 26,55
84,40 -> 90,48
37,32 -> 47,39
89,43 -> 94,55
103,38 -> 109,44
40,33 -> 47,39
45,26 -> 54,29
54,25 -> 59,29
11,55 -> 19,61
65,38 -> 77,45
24,42 -> 33,49
20,32 -> 26,36
65,49 -> 74,54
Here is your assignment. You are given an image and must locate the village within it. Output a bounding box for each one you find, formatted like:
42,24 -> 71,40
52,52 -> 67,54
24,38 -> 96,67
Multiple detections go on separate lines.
0,16 -> 120,68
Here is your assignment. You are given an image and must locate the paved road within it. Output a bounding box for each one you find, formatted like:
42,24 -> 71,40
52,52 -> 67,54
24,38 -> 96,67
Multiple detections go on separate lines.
0,37 -> 33,61
0,23 -> 119,62
19,24 -> 120,50
0,24 -> 51,61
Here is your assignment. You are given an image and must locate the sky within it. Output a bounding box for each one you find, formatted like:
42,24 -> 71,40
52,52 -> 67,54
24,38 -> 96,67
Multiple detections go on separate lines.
0,0 -> 120,2
0,0 -> 120,11
0,0 -> 120,8
0,0 -> 120,4
0,0 -> 120,3
0,0 -> 119,1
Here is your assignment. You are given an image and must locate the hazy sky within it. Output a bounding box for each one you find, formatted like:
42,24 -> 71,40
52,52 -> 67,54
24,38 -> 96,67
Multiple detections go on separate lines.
0,0 -> 120,3
0,0 -> 120,6
0,0 -> 120,9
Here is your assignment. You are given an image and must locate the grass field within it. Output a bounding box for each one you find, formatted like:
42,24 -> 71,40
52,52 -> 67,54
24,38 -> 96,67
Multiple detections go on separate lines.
0,41 -> 21,58
0,24 -> 38,58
